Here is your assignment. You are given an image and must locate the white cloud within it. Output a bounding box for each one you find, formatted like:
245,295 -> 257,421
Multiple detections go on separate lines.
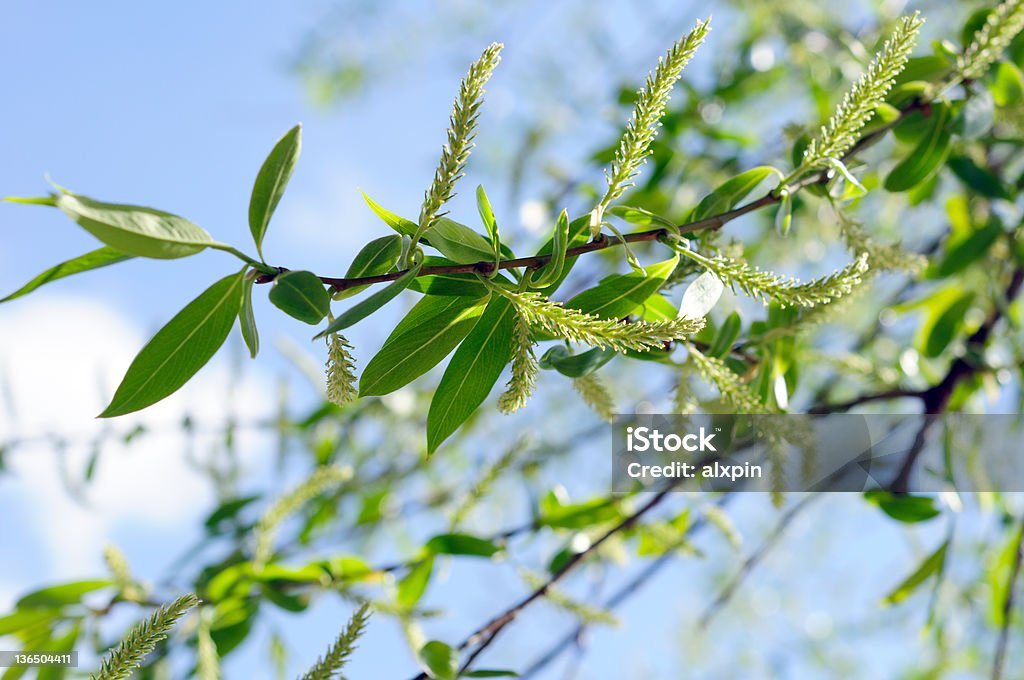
0,295 -> 275,597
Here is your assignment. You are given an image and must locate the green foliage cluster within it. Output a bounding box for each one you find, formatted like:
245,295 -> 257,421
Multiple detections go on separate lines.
4,0 -> 1024,677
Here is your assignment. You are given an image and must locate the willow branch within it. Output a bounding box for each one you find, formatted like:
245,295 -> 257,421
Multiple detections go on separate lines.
257,99 -> 926,293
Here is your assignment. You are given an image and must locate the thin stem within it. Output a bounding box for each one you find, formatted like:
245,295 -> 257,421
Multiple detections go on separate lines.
993,516 -> 1024,680
255,97 -> 928,293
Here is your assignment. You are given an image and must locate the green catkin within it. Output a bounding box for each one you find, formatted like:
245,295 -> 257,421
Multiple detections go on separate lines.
681,250 -> 869,308
591,19 -> 711,236
801,14 -> 923,168
573,373 -> 616,422
92,594 -> 200,680
498,312 -> 539,414
490,286 -> 704,353
416,43 -> 503,243
301,604 -> 371,680
326,333 -> 357,407
959,0 -> 1024,80
686,344 -> 771,414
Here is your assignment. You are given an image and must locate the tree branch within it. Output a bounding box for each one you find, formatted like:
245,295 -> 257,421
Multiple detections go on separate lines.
698,493 -> 819,628
257,99 -> 927,293
406,485 -> 678,680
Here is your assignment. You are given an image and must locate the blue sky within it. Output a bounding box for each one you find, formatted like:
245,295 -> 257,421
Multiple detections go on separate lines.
0,1 -> 1011,678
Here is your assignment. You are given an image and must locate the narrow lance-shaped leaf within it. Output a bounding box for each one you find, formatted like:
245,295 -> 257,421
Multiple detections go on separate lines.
608,204 -> 676,229
249,124 -> 302,259
689,166 -> 782,222
425,533 -> 501,558
882,540 -> 949,605
427,295 -> 517,454
360,294 -> 489,397
362,192 -> 419,239
1,247 -> 133,303
334,235 -> 403,300
528,209 -> 570,287
539,346 -> 615,378
884,102 -> 953,192
239,275 -> 260,359
397,557 -> 434,609
314,262 -> 423,338
55,190 -> 216,259
269,270 -> 330,325
476,184 -> 501,267
429,217 -> 500,264
100,271 -> 246,417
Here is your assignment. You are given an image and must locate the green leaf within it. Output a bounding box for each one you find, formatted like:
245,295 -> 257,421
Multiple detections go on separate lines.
921,291 -> 975,359
564,255 -> 679,320
476,185 -> 501,264
334,235 -> 403,299
2,195 -> 58,206
55,191 -> 215,259
532,214 -> 592,295
882,540 -> 949,605
397,557 -> 434,609
429,218 -> 498,264
204,494 -> 261,532
539,492 -> 620,529
775,194 -> 792,235
210,597 -> 258,656
947,155 -> 1012,200
239,275 -> 260,358
689,167 -> 782,221
362,192 -> 419,239
539,346 -> 615,378
529,209 -> 571,287
608,204 -> 676,229
425,533 -> 501,558
261,583 -> 309,612
990,61 -> 1024,107
1,246 -> 132,303
360,294 -> 488,397
249,124 -> 301,259
884,104 -> 952,192
466,672 -> 519,678
269,270 -> 330,325
708,311 -> 742,358
427,296 -> 516,453
932,217 -> 1003,278
864,491 -> 941,523
418,640 -> 458,680
639,293 -> 678,322
100,271 -> 246,417
0,609 -> 58,636
315,262 -> 423,338
16,580 -> 112,609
